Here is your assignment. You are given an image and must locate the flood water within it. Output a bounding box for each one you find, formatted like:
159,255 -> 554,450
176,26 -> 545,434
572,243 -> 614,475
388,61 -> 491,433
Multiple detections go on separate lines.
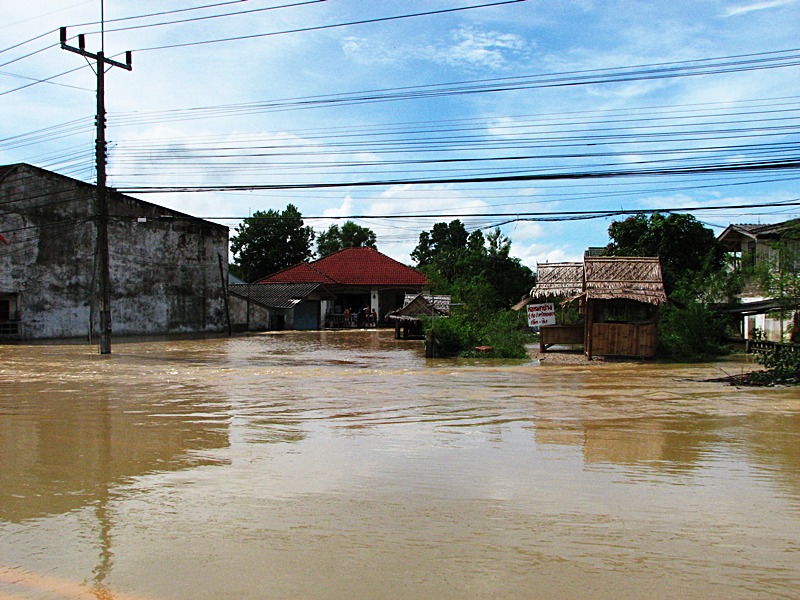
1,330 -> 799,599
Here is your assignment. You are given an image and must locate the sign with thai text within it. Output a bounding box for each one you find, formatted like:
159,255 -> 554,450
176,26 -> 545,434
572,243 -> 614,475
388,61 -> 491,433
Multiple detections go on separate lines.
527,303 -> 556,327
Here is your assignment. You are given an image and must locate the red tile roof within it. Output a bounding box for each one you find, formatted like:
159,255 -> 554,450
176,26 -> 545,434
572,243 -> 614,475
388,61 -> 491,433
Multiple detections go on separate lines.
256,247 -> 427,286
255,261 -> 336,284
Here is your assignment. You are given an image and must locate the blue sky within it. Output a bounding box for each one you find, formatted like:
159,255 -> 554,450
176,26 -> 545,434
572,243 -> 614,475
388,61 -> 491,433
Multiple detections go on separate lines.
3,0 -> 800,267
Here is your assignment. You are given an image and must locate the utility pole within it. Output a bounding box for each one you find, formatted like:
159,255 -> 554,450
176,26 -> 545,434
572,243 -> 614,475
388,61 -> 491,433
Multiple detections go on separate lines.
60,27 -> 131,354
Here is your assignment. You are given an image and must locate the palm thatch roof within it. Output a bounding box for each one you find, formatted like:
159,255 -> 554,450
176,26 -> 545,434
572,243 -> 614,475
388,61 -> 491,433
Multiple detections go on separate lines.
583,257 -> 667,305
386,294 -> 451,322
529,262 -> 584,300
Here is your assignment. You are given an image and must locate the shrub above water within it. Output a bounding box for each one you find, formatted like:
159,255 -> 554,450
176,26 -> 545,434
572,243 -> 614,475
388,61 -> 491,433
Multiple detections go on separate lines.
657,301 -> 729,359
428,310 -> 533,359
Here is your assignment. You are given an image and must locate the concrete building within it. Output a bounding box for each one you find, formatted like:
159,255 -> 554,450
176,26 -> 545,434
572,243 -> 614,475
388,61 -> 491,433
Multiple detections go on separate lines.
717,219 -> 800,342
0,164 -> 229,340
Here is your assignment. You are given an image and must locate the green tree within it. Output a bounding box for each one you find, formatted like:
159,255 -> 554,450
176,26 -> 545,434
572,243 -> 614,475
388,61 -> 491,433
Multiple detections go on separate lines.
230,204 -> 314,282
316,221 -> 377,257
607,213 -> 725,295
606,213 -> 740,358
412,221 -> 535,357
411,220 -> 471,283
412,221 -> 533,311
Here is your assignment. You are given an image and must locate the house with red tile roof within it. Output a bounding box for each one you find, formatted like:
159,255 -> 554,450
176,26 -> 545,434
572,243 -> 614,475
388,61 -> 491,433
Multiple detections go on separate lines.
254,247 -> 427,328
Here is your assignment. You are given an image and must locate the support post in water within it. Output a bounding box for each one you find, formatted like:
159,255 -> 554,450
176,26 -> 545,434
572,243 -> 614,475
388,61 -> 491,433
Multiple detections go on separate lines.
60,26 -> 132,354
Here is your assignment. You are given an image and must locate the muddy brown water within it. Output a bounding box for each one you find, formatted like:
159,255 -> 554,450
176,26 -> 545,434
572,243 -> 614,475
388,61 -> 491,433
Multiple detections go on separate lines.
1,330 -> 799,599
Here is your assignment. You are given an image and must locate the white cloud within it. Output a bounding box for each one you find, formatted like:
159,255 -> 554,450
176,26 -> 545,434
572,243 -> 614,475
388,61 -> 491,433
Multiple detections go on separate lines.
6,0 -> 800,268
516,242 -> 581,269
508,220 -> 545,241
430,27 -> 530,70
341,26 -> 530,71
724,0 -> 798,16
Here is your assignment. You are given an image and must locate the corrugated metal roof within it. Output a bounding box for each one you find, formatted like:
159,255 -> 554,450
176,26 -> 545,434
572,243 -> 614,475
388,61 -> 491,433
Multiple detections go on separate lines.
718,219 -> 800,249
229,282 -> 333,309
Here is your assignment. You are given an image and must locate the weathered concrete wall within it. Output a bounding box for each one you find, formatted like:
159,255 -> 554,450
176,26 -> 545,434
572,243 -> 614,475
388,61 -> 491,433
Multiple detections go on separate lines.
228,294 -> 271,331
0,164 -> 229,340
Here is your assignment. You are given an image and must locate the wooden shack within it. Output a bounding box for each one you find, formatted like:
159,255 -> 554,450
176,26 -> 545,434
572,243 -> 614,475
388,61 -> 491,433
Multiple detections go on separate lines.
386,293 -> 451,339
582,257 -> 667,359
526,257 -> 667,359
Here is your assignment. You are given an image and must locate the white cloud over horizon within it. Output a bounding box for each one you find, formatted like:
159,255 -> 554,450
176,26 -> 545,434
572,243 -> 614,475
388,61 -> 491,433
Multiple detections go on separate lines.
2,0 -> 800,270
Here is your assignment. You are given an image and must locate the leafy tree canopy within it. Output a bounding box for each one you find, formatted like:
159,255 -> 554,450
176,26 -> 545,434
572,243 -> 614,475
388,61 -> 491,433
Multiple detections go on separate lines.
230,204 -> 314,282
316,221 -> 377,257
411,220 -> 533,312
411,220 -> 471,269
606,213 -> 725,295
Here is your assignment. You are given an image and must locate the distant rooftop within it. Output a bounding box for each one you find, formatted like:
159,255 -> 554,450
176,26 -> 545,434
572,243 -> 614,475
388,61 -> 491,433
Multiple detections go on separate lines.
255,247 -> 427,287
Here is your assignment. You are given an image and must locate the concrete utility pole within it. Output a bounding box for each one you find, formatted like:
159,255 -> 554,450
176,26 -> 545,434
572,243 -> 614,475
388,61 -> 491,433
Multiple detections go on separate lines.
60,26 -> 131,354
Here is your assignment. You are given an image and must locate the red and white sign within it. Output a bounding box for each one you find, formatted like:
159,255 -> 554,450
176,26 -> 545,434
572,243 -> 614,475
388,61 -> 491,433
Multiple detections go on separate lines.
527,303 -> 556,327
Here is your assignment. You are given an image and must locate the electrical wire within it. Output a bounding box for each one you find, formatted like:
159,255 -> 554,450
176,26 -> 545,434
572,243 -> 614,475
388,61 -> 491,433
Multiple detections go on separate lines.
181,198 -> 800,222
131,0 -> 527,52
0,1 -> 523,97
85,1 -> 328,35
67,0 -> 251,28
0,68 -> 93,91
0,62 -> 92,96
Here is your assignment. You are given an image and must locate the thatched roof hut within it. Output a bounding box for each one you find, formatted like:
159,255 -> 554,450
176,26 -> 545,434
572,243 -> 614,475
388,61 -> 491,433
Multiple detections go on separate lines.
525,256 -> 668,359
386,294 -> 451,321
583,257 -> 667,305
386,293 -> 451,339
529,262 -> 584,300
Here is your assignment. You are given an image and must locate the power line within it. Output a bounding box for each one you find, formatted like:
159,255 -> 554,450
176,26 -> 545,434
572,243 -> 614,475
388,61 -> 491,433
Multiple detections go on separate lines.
102,91 -> 800,186
117,157 -> 800,193
183,199 -> 800,222
84,0 -> 328,35
132,0 -> 527,52
0,29 -> 58,56
67,0 -> 251,28
103,50 -> 800,128
0,68 -> 93,91
0,62 -> 91,96
0,1 -> 524,96
0,2 -> 260,66
0,40 -> 60,68
0,1 -> 253,56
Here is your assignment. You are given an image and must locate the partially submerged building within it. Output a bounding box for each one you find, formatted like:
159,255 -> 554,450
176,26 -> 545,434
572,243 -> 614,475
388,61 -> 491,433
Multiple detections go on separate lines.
717,219 -> 800,342
526,257 -> 667,359
0,164 -> 229,340
527,262 -> 585,352
581,257 -> 667,359
386,293 -> 451,339
228,282 -> 335,331
249,247 -> 427,330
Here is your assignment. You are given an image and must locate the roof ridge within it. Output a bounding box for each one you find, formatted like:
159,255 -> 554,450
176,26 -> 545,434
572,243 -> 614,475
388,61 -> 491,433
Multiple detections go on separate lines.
254,260 -> 336,284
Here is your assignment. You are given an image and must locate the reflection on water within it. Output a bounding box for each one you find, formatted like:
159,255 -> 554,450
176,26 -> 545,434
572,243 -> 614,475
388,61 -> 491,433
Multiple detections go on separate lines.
1,330 -> 799,599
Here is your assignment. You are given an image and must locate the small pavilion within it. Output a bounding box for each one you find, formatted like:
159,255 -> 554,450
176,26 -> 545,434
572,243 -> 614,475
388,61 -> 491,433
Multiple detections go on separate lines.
525,257 -> 667,359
